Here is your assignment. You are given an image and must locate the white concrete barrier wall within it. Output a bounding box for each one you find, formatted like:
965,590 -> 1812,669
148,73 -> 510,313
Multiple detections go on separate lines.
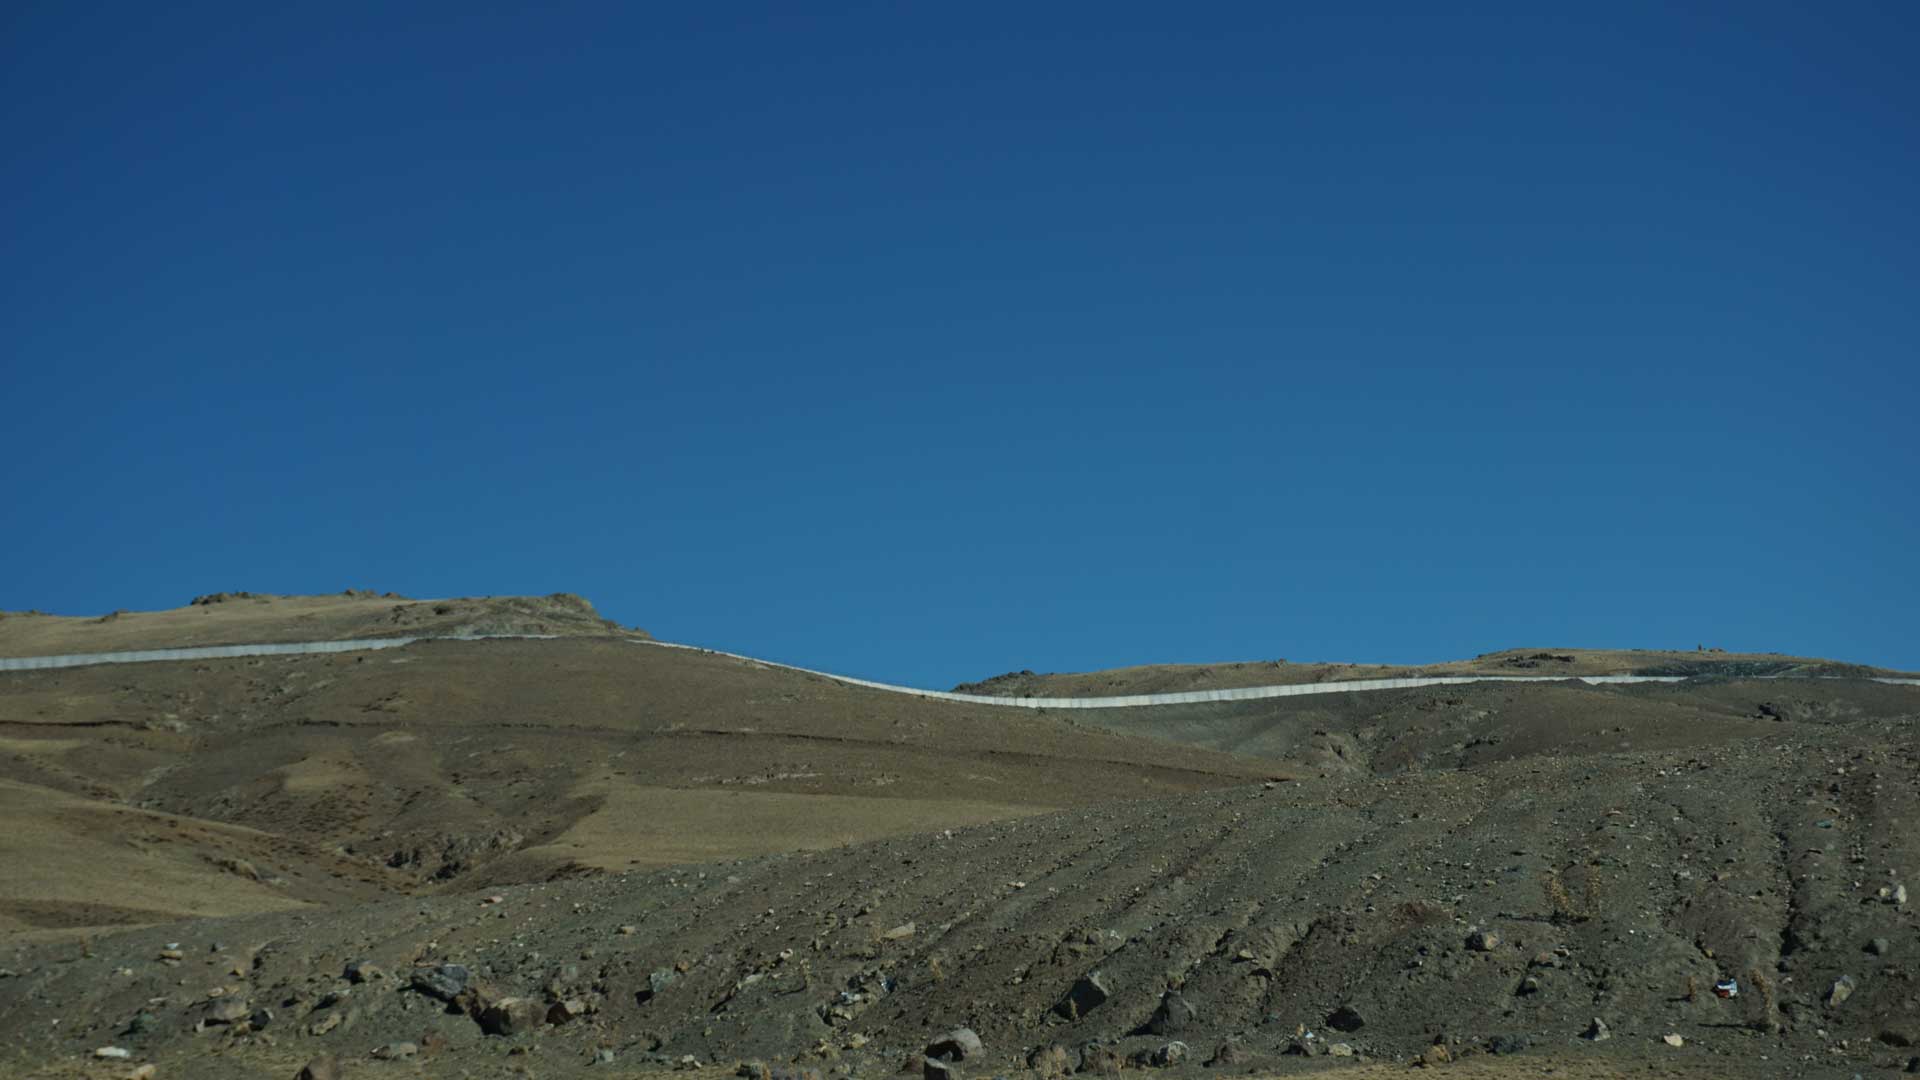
0,635 -> 1913,708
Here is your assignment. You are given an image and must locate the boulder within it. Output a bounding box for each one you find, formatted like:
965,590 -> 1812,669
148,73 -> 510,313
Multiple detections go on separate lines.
926,1027 -> 983,1062
477,997 -> 546,1036
1055,971 -> 1112,1020
409,963 -> 471,1002
1326,1004 -> 1364,1032
1146,991 -> 1195,1036
922,1058 -> 959,1080
295,1056 -> 340,1080
1827,974 -> 1857,1008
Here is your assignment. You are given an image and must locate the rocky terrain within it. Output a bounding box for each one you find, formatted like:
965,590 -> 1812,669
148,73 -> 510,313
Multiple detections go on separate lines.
0,599 -> 1914,1079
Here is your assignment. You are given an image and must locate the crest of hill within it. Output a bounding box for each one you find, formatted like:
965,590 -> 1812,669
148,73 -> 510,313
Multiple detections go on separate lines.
0,591 -> 642,658
952,646 -> 1915,696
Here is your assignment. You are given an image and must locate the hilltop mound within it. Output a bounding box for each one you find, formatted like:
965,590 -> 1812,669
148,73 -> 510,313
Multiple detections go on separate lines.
0,592 -> 639,657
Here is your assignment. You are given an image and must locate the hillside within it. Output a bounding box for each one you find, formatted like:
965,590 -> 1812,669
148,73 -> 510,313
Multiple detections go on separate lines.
952,647 -> 1916,698
0,601 -> 1915,1078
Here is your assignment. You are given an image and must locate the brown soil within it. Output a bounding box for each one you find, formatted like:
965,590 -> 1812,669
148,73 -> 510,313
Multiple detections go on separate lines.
0,601 -> 1913,1080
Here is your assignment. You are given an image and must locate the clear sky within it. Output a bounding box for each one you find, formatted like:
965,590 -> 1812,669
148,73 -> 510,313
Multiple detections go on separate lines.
4,3 -> 1916,687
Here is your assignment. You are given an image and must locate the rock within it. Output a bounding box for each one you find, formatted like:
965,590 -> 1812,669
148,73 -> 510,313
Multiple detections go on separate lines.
1074,1044 -> 1123,1076
409,963 -> 471,1002
1906,1056 -> 1920,1074
1205,1039 -> 1247,1068
595,1049 -> 617,1065
1583,1017 -> 1611,1042
927,1027 -> 983,1062
1146,991 -> 1196,1035
1869,938 -> 1893,956
1896,884 -> 1909,906
737,1062 -> 770,1080
1466,927 -> 1500,952
296,1055 -> 341,1080
1489,1034 -> 1530,1055
636,967 -> 675,1004
1327,1043 -> 1354,1057
1150,1042 -> 1188,1068
1025,1044 -> 1071,1078
923,1058 -> 959,1080
477,996 -> 546,1036
1881,1024 -> 1919,1048
1283,1036 -> 1321,1056
202,998 -> 249,1025
1054,970 -> 1112,1019
1662,1033 -> 1684,1047
343,960 -> 382,984
308,1011 -> 341,1036
95,1047 -> 132,1059
1326,1004 -> 1365,1032
1827,974 -> 1857,1008
1420,1044 -> 1452,1066
548,998 -> 588,1024
249,1008 -> 274,1029
371,1042 -> 418,1060
883,922 -> 917,941
125,1067 -> 157,1080
125,1011 -> 156,1034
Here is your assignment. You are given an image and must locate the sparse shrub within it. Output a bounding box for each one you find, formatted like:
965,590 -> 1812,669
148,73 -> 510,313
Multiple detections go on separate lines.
1748,968 -> 1780,1032
1543,869 -> 1592,923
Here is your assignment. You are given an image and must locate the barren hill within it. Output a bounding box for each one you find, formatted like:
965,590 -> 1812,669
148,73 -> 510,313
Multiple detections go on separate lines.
0,600 -> 1914,1079
952,647 -> 1915,698
0,591 -> 638,657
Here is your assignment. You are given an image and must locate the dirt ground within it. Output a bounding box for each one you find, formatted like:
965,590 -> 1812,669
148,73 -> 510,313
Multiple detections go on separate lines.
1,598 -> 1914,1080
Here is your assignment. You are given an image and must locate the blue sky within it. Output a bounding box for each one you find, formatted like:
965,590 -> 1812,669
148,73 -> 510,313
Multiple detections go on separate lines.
4,3 -> 1915,686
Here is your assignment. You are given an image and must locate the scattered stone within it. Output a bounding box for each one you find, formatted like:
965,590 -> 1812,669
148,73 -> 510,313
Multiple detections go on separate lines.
95,1047 -> 133,1059
1328,1043 -> 1354,1057
409,963 -> 471,1002
371,1042 -> 418,1060
343,960 -> 382,984
1869,938 -> 1893,956
1326,1004 -> 1364,1032
1419,1043 -> 1452,1066
308,1012 -> 341,1036
547,998 -> 588,1024
1896,884 -> 1909,906
1662,1033 -> 1685,1047
249,1008 -> 273,1029
923,1058 -> 959,1080
125,1011 -> 156,1035
883,922 -> 917,941
595,1048 -> 617,1065
1827,974 -> 1857,1008
927,1027 -> 983,1062
296,1056 -> 340,1080
1466,927 -> 1500,952
676,1054 -> 701,1070
1055,971 -> 1112,1019
1489,1034 -> 1530,1055
1283,1036 -> 1321,1057
125,1066 -> 157,1080
1074,1043 -> 1123,1076
1150,1041 -> 1187,1068
1583,1017 -> 1611,1042
202,998 -> 249,1025
617,925 -> 637,935
1205,1039 -> 1247,1068
156,950 -> 184,962
477,997 -> 546,1036
1146,991 -> 1196,1035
